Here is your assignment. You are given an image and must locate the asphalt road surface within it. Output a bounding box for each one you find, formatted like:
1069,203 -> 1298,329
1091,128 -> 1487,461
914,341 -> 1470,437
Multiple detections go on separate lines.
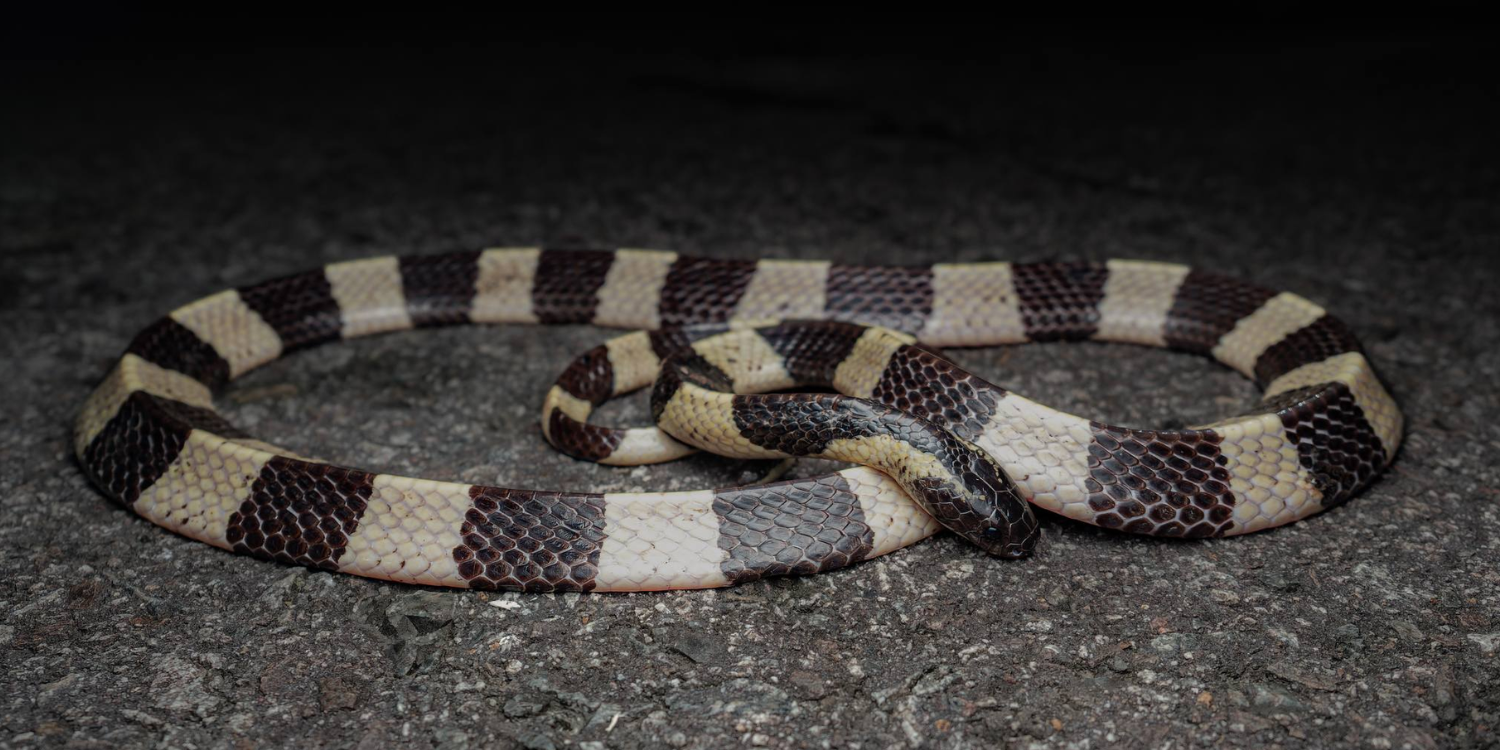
3,29 -> 1496,749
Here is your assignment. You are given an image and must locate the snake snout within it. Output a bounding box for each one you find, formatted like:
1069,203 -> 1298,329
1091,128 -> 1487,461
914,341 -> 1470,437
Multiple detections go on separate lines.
981,526 -> 1034,559
972,510 -> 1039,559
980,517 -> 1041,559
957,456 -> 1040,559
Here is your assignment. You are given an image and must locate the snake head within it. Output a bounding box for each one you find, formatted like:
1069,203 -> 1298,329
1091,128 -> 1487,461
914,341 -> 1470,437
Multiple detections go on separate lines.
970,452 -> 1042,558
907,441 -> 1041,559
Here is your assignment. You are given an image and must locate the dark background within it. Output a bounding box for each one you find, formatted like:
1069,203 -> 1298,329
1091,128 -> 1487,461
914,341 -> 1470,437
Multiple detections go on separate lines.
3,14 -> 1497,750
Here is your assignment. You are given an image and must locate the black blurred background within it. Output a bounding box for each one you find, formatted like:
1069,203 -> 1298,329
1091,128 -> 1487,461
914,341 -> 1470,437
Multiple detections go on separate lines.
9,14 -> 1495,209
4,14 -> 1497,279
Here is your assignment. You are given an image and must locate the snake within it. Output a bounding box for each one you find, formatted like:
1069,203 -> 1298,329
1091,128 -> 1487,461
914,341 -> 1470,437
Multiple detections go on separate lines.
74,248 -> 1402,592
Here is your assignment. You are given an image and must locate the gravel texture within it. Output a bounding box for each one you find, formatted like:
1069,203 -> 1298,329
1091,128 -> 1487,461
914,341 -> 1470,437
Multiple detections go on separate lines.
3,33 -> 1497,749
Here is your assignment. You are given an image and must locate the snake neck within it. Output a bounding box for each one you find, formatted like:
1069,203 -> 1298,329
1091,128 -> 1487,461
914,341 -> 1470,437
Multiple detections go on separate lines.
732,392 -> 1039,557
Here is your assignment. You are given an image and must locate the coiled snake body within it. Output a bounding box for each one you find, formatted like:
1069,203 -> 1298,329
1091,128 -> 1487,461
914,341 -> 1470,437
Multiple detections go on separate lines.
75,249 -> 1402,592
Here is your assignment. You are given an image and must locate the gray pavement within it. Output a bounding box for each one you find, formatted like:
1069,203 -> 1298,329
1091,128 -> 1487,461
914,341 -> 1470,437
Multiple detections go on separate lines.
2,35 -> 1497,749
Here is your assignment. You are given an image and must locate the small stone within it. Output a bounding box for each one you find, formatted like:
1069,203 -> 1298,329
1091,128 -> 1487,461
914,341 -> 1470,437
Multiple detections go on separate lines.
1256,571 -> 1298,592
150,656 -> 220,717
389,591 -> 457,630
1468,633 -> 1500,655
1047,587 -> 1071,609
788,670 -> 827,699
670,631 -> 723,664
1391,620 -> 1424,642
1150,633 -> 1188,656
120,709 -> 163,726
1267,627 -> 1300,649
518,733 -> 556,750
1248,683 -> 1306,715
1108,657 -> 1130,673
1209,589 -> 1240,604
1431,667 -> 1456,712
318,676 -> 361,711
38,673 -> 77,697
504,694 -> 549,718
1267,661 -> 1338,691
435,727 -> 470,750
1227,710 -> 1275,734
912,666 -> 957,696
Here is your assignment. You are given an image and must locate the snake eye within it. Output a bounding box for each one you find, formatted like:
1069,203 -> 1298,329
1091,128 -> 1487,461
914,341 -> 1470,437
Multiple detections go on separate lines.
982,527 -> 1003,539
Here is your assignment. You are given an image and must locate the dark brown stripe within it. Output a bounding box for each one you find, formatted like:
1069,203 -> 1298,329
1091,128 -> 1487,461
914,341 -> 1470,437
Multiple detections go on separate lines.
870,343 -> 1003,443
1084,425 -> 1233,538
755,321 -> 864,386
824,265 -> 934,333
531,249 -> 616,324
238,269 -> 342,351
647,324 -> 730,360
555,344 -> 614,404
713,474 -> 874,585
453,486 -> 607,592
124,317 -> 232,389
1163,270 -> 1278,354
81,391 -> 194,507
1253,315 -> 1362,386
1010,261 -> 1108,341
1259,383 -> 1387,506
648,329 -> 694,360
149,395 -> 251,439
650,348 -> 735,423
224,457 -> 374,571
546,409 -> 625,463
658,256 -> 758,326
731,392 -> 902,458
398,250 -> 481,328
729,391 -> 1002,507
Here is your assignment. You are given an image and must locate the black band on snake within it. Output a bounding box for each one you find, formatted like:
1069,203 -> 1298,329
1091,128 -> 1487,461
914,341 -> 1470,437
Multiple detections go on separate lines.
75,249 -> 1402,592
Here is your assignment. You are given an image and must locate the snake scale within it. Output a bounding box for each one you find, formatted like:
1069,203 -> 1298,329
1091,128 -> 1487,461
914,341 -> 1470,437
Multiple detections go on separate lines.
74,249 -> 1402,592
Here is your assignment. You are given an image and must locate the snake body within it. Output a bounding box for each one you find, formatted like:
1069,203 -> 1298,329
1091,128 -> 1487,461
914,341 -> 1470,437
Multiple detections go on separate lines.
74,249 -> 1402,592
649,322 -> 1040,558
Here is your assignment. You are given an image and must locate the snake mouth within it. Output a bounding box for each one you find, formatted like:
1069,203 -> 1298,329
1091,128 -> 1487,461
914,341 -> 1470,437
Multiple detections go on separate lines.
976,523 -> 1038,559
996,538 -> 1036,559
